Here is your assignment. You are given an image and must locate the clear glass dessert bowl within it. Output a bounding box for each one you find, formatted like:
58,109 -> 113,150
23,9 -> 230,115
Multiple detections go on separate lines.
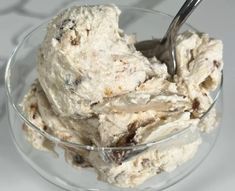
5,6 -> 223,191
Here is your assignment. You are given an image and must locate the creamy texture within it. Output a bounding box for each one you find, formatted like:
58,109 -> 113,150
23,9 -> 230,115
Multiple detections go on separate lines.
21,80 -> 100,147
22,81 -> 202,187
89,137 -> 201,188
21,4 -> 223,188
38,4 -> 156,118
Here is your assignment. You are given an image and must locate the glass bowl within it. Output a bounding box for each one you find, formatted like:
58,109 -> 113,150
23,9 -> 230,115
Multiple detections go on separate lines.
5,5 -> 223,191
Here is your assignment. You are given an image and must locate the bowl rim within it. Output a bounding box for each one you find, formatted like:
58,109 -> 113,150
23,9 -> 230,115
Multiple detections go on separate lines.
4,5 -> 223,151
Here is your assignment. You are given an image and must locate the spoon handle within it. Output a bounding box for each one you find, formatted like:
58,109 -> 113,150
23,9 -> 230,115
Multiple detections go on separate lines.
166,0 -> 203,37
165,0 -> 203,76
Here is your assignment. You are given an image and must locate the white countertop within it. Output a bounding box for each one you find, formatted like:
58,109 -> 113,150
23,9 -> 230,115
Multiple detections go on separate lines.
0,0 -> 235,190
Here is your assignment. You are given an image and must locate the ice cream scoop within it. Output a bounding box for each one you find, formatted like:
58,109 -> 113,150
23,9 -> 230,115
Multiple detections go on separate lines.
37,4 -> 157,118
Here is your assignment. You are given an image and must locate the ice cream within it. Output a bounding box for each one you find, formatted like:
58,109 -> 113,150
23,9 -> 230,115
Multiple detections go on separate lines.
38,4 -> 155,118
21,4 -> 223,188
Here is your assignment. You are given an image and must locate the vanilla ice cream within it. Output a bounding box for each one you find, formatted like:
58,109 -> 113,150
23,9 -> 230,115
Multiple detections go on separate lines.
21,4 -> 223,188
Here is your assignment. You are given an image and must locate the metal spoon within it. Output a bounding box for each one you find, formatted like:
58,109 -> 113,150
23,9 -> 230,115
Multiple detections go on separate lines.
135,0 -> 203,76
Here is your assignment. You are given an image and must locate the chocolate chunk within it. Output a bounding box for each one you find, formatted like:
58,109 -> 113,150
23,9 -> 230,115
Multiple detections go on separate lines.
160,116 -> 167,121
55,33 -> 63,42
127,121 -> 140,140
117,119 -> 155,147
70,33 -> 80,46
69,26 -> 75,30
30,104 -> 38,119
32,113 -> 36,119
90,102 -> 98,107
74,78 -> 81,85
213,60 -> 220,68
110,150 -> 128,165
57,19 -> 76,42
71,37 -> 80,46
190,49 -> 194,56
55,37 -> 61,41
86,29 -> 90,36
156,168 -> 162,174
116,121 -> 139,147
32,87 -> 37,92
192,98 -> 200,110
73,154 -> 84,164
43,125 -> 48,131
30,103 -> 37,109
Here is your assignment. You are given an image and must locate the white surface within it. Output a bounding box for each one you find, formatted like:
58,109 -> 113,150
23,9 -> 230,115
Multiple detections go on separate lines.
0,0 -> 234,190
